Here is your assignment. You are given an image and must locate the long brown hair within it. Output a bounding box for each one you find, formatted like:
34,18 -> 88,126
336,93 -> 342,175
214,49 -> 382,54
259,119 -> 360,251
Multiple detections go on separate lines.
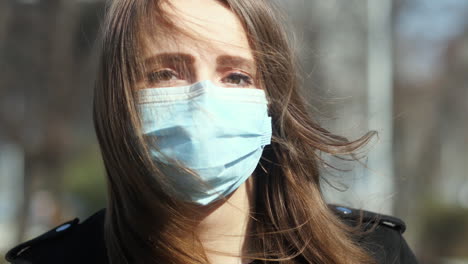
93,0 -> 378,263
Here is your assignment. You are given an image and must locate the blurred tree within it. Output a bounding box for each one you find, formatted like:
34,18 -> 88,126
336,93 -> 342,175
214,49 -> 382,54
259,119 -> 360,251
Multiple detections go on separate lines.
0,0 -> 105,243
0,1 -> 12,51
393,0 -> 468,259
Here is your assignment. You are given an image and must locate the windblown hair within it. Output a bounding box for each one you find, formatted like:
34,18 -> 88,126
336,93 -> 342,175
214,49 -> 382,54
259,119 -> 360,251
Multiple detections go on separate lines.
93,0 -> 378,263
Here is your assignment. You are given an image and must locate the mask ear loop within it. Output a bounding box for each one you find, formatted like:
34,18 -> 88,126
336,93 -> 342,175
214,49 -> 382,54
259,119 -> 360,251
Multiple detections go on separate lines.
258,143 -> 275,176
259,159 -> 268,174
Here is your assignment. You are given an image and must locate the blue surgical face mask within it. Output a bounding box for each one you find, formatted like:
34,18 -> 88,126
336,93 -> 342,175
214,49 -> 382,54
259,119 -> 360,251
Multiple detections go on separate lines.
137,80 -> 272,205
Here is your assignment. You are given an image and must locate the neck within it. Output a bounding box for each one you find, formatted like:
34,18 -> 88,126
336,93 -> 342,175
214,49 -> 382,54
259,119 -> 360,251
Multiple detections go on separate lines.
194,176 -> 255,264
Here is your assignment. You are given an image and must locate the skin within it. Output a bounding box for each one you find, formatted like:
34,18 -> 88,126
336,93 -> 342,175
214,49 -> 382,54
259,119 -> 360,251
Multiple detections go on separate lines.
142,1 -> 259,263
142,0 -> 258,90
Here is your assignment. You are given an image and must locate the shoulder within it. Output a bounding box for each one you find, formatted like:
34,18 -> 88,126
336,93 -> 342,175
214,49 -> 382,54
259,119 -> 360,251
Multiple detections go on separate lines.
5,206 -> 418,264
327,203 -> 419,264
5,209 -> 108,264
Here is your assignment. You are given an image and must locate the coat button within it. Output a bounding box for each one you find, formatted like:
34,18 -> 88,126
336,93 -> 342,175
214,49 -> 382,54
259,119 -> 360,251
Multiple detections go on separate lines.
55,223 -> 71,232
336,206 -> 352,214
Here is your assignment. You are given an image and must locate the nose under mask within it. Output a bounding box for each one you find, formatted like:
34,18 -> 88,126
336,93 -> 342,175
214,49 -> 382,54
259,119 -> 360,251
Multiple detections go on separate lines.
137,80 -> 272,205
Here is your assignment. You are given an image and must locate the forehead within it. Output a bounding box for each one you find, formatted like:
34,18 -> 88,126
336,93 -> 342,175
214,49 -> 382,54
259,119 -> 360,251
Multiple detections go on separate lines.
145,0 -> 253,61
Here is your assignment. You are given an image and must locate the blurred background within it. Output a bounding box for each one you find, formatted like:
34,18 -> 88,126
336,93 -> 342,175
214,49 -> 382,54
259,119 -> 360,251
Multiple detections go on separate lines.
0,0 -> 467,263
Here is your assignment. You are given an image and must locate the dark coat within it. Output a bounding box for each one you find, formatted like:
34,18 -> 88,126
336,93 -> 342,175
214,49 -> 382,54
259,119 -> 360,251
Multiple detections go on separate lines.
5,204 -> 419,264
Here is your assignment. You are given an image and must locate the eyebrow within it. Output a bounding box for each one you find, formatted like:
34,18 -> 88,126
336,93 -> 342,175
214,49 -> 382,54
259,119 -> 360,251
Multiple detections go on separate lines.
144,53 -> 255,73
144,53 -> 195,68
216,55 -> 255,72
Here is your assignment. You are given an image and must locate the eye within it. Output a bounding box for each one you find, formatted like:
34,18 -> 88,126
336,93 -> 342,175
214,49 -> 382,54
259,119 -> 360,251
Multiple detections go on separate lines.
146,69 -> 179,86
221,72 -> 254,87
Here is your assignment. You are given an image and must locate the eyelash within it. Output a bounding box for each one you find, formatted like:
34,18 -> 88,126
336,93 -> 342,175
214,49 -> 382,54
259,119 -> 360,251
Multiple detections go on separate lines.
145,69 -> 254,87
146,69 -> 179,84
222,72 -> 254,87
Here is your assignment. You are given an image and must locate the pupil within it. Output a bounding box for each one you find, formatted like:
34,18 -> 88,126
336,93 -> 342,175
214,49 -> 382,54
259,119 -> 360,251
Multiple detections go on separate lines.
231,75 -> 241,84
160,71 -> 173,80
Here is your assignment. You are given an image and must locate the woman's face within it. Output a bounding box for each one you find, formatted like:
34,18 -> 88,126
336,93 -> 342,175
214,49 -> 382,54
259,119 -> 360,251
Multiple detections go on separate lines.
142,0 -> 257,89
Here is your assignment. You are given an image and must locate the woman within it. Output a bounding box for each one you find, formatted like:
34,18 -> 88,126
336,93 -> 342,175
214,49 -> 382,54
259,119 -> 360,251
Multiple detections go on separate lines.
5,0 -> 418,263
